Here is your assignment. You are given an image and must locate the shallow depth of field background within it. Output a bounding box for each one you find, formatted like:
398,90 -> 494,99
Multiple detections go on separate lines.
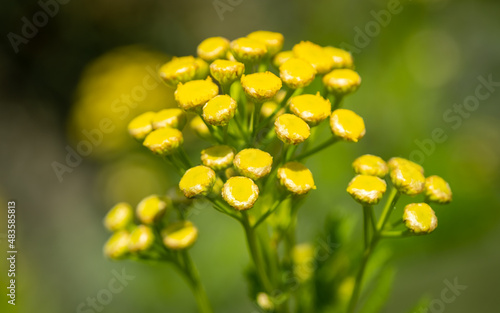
1,0 -> 499,312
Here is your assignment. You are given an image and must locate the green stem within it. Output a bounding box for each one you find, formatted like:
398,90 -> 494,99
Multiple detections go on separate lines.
164,155 -> 186,175
380,230 -> 413,238
362,206 -> 371,249
331,95 -> 344,111
291,137 -> 339,161
180,250 -> 213,313
376,187 -> 400,231
253,195 -> 287,229
178,146 -> 193,168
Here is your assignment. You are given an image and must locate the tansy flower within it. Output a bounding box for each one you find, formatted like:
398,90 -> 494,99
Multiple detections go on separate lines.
330,109 -> 366,142
390,163 -> 425,196
202,95 -> 237,126
388,157 -> 424,174
174,78 -> 219,111
234,148 -> 273,180
352,154 -> 388,178
323,46 -> 354,69
201,145 -> 235,171
104,230 -> 130,259
277,162 -> 316,195
159,56 -> 198,88
240,71 -> 282,102
194,58 -> 210,80
136,195 -> 168,224
222,176 -> 259,210
289,93 -> 331,126
347,175 -> 387,205
247,30 -> 284,57
179,165 -> 217,198
128,225 -> 155,253
128,111 -> 155,141
403,203 -> 438,234
189,115 -> 211,141
152,108 -> 187,130
197,36 -> 230,62
230,37 -> 267,64
323,69 -> 361,96
279,58 -> 316,89
162,221 -> 198,250
292,41 -> 334,74
272,50 -> 294,68
275,113 -> 311,145
104,202 -> 134,232
292,243 -> 315,282
209,59 -> 245,86
143,127 -> 183,156
425,175 -> 452,204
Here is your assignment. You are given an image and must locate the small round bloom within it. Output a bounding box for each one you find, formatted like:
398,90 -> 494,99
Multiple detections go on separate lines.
104,202 -> 134,232
128,111 -> 155,141
197,36 -> 230,62
323,69 -> 361,96
289,93 -> 331,126
136,195 -> 168,224
329,109 -> 366,142
162,220 -> 198,250
159,56 -> 198,88
403,203 -> 438,234
240,71 -> 282,102
247,30 -> 284,57
209,59 -> 245,86
143,127 -> 183,156
128,225 -> 155,252
292,243 -> 315,282
202,95 -> 237,126
230,37 -> 267,63
347,175 -> 387,205
425,175 -> 452,204
323,46 -> 354,69
278,162 -> 316,195
189,115 -> 211,141
234,148 -> 273,180
152,108 -> 187,130
292,41 -> 334,74
179,165 -> 217,198
174,78 -> 219,111
193,58 -> 210,80
272,50 -> 294,68
104,230 -> 130,259
279,58 -> 316,89
256,293 -> 275,311
388,157 -> 424,174
274,113 -> 311,145
390,163 -> 425,196
201,145 -> 235,171
352,154 -> 389,178
222,176 -> 259,210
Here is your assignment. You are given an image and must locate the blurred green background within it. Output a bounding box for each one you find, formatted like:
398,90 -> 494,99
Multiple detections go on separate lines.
1,0 -> 499,312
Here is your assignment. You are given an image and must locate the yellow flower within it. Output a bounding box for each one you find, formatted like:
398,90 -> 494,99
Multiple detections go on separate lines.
209,59 -> 245,86
323,46 -> 354,69
329,109 -> 366,142
189,115 -> 211,141
197,36 -> 230,62
272,50 -> 294,68
202,95 -> 237,126
388,157 -> 424,174
256,293 -> 275,311
347,175 -> 387,205
425,175 -> 452,204
323,69 -> 361,96
275,113 -> 311,145
225,167 -> 238,179
403,203 -> 438,234
104,202 -> 134,232
128,111 -> 155,141
247,30 -> 284,57
194,58 -> 210,80
292,243 -> 315,282
240,71 -> 282,102
289,93 -> 331,126
128,225 -> 155,253
136,195 -> 168,224
390,163 -> 425,196
230,37 -> 267,63
222,176 -> 259,210
159,56 -> 198,88
279,58 -> 317,89
292,41 -> 334,74
278,162 -> 316,195
352,154 -> 388,178
234,148 -> 273,180
152,108 -> 187,130
162,220 -> 198,250
104,230 -> 130,259
174,77 -> 219,111
201,145 -> 235,171
179,165 -> 217,198
143,127 -> 183,156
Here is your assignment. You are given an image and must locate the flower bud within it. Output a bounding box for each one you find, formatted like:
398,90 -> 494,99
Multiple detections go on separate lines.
323,46 -> 354,69
403,203 -> 438,234
225,167 -> 238,179
128,111 -> 155,141
292,243 -> 315,282
240,71 -> 282,102
275,114 -> 311,145
222,176 -> 259,210
330,109 -> 366,142
323,69 -> 361,96
194,58 -> 210,80
425,175 -> 452,204
104,230 -> 130,259
278,162 -> 316,195
152,108 -> 187,130
104,202 -> 134,232
234,148 -> 273,180
289,93 -> 331,126
162,220 -> 198,250
230,37 -> 267,63
201,145 -> 235,171
352,154 -> 388,178
347,175 -> 387,205
143,127 -> 183,156
247,30 -> 284,57
136,195 -> 168,224
292,41 -> 333,74
197,36 -> 230,62
159,56 -> 198,88
390,163 -> 425,196
179,165 -> 217,198
189,115 -> 211,141
174,77 -> 219,111
257,293 -> 275,311
388,157 -> 424,174
128,225 -> 155,253
209,59 -> 245,86
279,58 -> 316,89
202,95 -> 237,126
272,50 -> 294,68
